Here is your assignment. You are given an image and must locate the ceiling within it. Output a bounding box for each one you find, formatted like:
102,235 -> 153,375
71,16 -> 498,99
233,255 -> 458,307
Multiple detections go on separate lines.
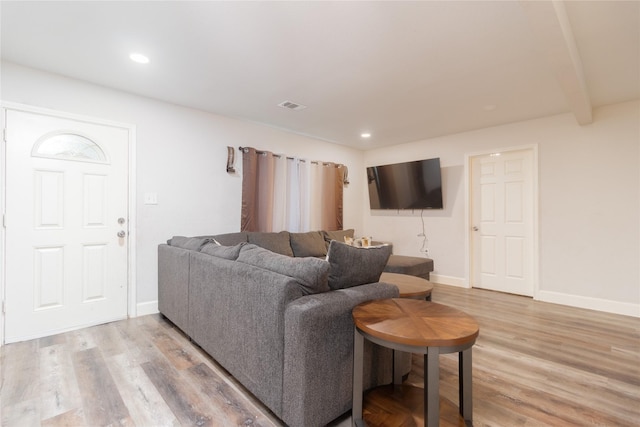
1,1 -> 638,149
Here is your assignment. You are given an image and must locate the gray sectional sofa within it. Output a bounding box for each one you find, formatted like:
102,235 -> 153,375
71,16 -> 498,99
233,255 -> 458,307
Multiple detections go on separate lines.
158,229 -> 411,427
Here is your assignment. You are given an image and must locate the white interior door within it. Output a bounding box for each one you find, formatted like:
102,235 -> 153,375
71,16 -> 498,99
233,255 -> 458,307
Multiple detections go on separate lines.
470,149 -> 535,296
4,109 -> 129,343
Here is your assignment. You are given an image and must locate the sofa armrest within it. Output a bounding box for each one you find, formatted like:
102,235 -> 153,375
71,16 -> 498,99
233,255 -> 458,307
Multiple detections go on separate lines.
158,244 -> 191,335
282,282 -> 399,427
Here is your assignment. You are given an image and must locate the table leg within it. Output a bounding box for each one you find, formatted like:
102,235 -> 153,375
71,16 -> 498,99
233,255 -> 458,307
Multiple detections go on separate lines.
425,347 -> 440,427
352,329 -> 364,427
393,350 -> 403,385
459,347 -> 473,423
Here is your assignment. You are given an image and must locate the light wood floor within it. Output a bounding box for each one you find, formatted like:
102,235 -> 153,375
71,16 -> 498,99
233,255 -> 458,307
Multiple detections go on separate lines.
1,284 -> 639,426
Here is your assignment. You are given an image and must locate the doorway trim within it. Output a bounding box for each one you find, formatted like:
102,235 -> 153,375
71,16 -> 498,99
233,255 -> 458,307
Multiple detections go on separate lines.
464,144 -> 539,298
0,102 -> 137,346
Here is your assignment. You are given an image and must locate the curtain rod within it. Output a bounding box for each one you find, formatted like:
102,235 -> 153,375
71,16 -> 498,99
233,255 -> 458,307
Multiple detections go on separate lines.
238,146 -> 343,167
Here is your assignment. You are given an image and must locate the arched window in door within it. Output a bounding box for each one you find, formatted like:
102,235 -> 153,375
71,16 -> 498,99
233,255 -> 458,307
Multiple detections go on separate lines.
32,132 -> 109,164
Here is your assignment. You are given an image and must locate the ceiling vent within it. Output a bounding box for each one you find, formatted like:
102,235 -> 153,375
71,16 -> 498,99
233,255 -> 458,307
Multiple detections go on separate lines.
278,100 -> 307,111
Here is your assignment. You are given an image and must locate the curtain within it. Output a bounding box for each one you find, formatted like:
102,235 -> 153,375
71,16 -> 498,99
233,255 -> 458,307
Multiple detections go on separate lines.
241,147 -> 343,232
308,162 -> 323,231
272,155 -> 288,231
241,147 -> 275,232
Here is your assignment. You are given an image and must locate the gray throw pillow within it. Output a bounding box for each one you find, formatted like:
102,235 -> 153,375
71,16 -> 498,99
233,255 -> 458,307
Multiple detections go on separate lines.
290,231 -> 327,257
201,242 -> 245,260
237,244 -> 330,295
326,240 -> 392,290
213,232 -> 248,246
248,231 -> 294,257
168,236 -> 213,251
322,229 -> 355,248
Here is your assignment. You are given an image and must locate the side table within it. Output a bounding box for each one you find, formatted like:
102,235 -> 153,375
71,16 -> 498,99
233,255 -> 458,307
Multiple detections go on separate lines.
379,272 -> 433,300
352,298 -> 479,427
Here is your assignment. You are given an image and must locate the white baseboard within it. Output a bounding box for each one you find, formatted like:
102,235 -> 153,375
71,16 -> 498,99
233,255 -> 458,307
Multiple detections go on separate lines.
537,290 -> 639,318
136,300 -> 159,317
429,274 -> 468,288
430,275 -> 639,318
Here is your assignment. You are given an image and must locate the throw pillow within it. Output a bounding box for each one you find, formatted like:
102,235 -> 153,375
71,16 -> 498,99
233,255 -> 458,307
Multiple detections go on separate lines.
200,242 -> 245,260
168,236 -> 213,251
248,231 -> 294,257
237,244 -> 330,295
290,231 -> 327,257
322,229 -> 355,248
326,240 -> 392,290
213,232 -> 248,246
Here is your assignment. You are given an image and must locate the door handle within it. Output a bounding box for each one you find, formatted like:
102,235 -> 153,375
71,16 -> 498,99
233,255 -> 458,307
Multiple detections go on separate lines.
473,226 -> 479,231
117,230 -> 126,238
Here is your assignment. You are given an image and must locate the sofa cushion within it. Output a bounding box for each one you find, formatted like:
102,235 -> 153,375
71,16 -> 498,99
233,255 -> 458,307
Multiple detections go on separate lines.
248,231 -> 294,257
290,231 -> 327,258
384,254 -> 434,279
213,232 -> 248,246
322,229 -> 355,248
237,244 -> 329,295
168,236 -> 214,251
201,242 -> 246,260
326,241 -> 392,290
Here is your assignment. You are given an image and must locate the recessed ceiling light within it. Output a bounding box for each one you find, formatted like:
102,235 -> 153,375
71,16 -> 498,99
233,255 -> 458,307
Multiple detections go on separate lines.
360,133 -> 371,138
129,53 -> 150,64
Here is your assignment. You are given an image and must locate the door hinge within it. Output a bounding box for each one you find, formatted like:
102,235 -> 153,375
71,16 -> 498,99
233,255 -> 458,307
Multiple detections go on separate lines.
2,301 -> 5,315
2,214 -> 5,228
3,128 -> 6,143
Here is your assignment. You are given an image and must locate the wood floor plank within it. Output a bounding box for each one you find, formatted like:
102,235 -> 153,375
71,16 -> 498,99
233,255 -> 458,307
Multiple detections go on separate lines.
39,343 -> 83,421
183,362 -> 278,427
65,328 -> 97,354
89,323 -> 127,359
38,333 -> 68,349
140,356 -> 214,426
72,347 -> 133,426
1,398 -> 41,427
113,317 -> 161,364
142,323 -> 199,371
41,408 -> 86,427
0,340 -> 40,406
105,353 -> 180,427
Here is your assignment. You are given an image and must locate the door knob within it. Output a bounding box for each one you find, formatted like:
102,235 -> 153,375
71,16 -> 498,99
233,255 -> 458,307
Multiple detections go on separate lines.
118,217 -> 126,225
473,226 -> 479,231
117,230 -> 126,238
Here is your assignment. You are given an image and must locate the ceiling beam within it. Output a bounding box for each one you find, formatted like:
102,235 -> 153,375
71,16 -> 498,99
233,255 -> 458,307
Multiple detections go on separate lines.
521,0 -> 592,125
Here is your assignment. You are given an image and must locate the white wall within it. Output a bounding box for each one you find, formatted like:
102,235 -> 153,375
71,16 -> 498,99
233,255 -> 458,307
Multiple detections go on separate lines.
2,62 -> 638,317
0,62 -> 366,307
364,100 -> 640,316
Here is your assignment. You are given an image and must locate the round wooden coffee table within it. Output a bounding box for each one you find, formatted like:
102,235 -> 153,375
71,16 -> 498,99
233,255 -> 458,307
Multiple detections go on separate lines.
380,272 -> 433,300
352,299 -> 479,427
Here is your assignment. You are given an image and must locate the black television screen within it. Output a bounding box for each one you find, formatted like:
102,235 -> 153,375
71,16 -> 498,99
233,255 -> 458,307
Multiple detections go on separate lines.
367,158 -> 443,209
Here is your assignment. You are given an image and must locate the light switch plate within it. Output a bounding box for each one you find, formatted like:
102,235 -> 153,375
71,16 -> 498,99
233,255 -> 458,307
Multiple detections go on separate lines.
144,192 -> 158,205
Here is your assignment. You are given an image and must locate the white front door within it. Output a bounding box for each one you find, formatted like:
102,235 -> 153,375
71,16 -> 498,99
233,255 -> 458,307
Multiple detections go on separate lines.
4,108 -> 129,343
470,149 -> 535,296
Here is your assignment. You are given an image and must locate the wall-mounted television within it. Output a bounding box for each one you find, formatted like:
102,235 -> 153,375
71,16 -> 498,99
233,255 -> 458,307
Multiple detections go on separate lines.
367,158 -> 443,210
